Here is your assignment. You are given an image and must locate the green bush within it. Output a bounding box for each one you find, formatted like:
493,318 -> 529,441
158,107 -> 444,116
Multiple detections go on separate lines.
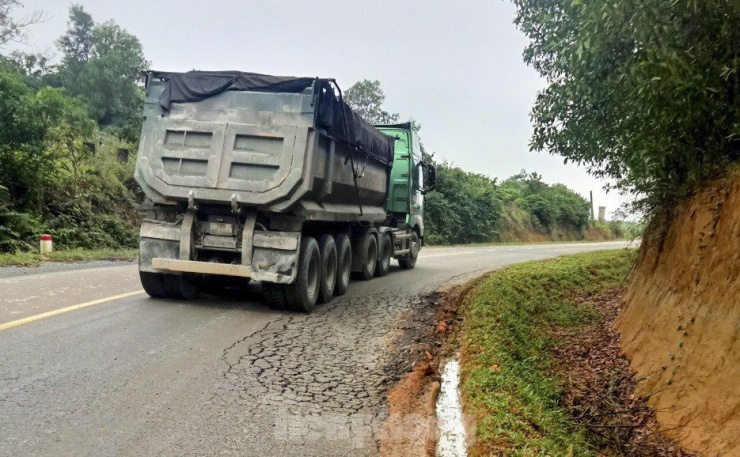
0,66 -> 140,253
425,166 -> 592,245
424,163 -> 502,244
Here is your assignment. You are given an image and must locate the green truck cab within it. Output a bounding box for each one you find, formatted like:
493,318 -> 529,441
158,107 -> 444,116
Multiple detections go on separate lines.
376,123 -> 433,247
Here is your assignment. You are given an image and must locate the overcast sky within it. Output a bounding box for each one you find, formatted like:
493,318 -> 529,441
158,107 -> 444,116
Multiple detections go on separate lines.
10,0 -> 628,217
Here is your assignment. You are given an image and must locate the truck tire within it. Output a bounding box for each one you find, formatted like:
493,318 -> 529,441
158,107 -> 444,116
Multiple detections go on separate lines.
262,282 -> 286,310
334,233 -> 352,296
198,276 -> 250,295
398,231 -> 419,270
317,234 -> 337,303
140,271 -> 168,298
354,233 -> 377,281
167,275 -> 199,300
375,233 -> 391,277
284,236 -> 321,312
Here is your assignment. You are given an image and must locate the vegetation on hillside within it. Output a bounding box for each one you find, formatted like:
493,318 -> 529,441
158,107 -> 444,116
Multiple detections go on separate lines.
0,3 -> 142,253
460,249 -> 636,455
514,0 -> 740,216
425,166 -> 600,244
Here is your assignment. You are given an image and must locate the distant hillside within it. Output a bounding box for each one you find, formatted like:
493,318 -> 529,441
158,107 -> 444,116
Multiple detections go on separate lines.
424,165 -> 636,245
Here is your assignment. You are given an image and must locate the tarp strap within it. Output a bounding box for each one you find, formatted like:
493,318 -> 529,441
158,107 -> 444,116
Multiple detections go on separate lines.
331,80 -> 363,217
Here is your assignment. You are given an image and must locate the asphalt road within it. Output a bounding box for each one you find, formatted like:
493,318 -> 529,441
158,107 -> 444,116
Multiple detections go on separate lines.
0,241 -> 632,456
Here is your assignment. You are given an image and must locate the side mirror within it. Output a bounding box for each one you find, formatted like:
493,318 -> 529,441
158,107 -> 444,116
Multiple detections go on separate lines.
420,162 -> 436,195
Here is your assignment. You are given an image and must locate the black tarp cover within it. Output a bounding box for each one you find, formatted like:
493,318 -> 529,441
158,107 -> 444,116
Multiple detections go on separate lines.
150,71 -> 394,167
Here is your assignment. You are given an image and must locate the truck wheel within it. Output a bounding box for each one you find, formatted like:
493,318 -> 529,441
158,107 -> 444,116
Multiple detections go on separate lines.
284,236 -> 321,312
317,234 -> 337,303
140,271 -> 168,298
262,282 -> 286,310
199,276 -> 250,295
399,232 -> 419,270
167,275 -> 199,300
355,233 -> 377,280
375,233 -> 391,277
334,233 -> 352,296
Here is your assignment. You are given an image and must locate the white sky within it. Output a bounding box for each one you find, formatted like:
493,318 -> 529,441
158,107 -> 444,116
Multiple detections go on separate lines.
9,0 -> 629,218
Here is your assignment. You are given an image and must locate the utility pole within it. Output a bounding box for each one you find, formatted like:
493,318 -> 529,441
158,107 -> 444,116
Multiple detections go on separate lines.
589,191 -> 595,221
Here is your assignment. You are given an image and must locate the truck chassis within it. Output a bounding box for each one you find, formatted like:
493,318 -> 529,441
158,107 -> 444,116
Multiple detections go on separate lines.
139,206 -> 420,312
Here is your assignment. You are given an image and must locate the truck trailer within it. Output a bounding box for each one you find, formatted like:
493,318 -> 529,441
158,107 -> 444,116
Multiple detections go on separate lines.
134,70 -> 435,312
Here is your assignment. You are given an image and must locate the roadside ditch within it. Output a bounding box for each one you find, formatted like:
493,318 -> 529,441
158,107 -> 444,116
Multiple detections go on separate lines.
380,250 -> 696,456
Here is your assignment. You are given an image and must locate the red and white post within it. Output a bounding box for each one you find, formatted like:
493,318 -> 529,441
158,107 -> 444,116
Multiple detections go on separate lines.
40,234 -> 53,254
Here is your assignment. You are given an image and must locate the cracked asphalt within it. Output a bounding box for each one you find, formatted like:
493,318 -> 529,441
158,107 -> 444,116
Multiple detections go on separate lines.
0,241 -> 632,456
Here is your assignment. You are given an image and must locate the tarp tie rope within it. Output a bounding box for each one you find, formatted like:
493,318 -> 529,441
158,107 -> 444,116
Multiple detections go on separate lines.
331,79 -> 364,217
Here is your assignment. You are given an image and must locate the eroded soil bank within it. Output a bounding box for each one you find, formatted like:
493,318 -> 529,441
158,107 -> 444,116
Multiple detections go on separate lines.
618,173 -> 740,456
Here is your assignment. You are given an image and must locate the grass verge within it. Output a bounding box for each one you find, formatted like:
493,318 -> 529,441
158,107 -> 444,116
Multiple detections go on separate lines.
460,249 -> 636,456
0,248 -> 138,266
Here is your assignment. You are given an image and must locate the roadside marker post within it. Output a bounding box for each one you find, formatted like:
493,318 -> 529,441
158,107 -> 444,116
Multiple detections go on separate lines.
40,234 -> 53,254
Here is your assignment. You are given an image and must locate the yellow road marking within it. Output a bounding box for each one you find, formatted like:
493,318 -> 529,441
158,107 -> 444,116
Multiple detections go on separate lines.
0,290 -> 144,332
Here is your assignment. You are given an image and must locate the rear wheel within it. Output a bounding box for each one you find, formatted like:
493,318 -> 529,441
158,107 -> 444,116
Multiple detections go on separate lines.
334,233 -> 352,296
375,233 -> 391,277
167,275 -> 199,300
399,231 -> 419,270
262,282 -> 286,310
283,236 -> 321,312
140,271 -> 168,298
355,233 -> 377,280
317,234 -> 337,303
198,275 -> 250,295
140,271 -> 199,300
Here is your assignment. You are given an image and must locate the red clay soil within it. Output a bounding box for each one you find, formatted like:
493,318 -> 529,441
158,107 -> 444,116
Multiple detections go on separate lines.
379,284 -> 473,457
553,289 -> 695,456
617,172 -> 740,456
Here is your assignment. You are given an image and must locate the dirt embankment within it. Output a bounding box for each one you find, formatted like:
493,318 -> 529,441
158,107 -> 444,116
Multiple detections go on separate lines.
618,173 -> 740,456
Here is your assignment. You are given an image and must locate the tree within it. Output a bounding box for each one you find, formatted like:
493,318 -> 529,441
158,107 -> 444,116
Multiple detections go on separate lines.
36,87 -> 96,196
56,6 -> 148,140
0,69 -> 47,207
0,0 -> 43,47
344,79 -> 401,125
514,0 -> 740,213
6,50 -> 52,78
56,4 -> 93,65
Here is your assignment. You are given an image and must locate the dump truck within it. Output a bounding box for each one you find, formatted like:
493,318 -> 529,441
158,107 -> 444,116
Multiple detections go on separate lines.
134,70 -> 435,312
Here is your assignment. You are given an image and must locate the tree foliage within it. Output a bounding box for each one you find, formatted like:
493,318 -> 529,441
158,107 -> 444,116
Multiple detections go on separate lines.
514,0 -> 740,212
424,165 -> 592,244
344,79 -> 401,125
0,51 -> 139,252
0,0 -> 43,47
500,172 -> 590,233
0,4 -> 160,253
424,164 -> 501,244
56,3 -> 93,65
57,5 -> 147,140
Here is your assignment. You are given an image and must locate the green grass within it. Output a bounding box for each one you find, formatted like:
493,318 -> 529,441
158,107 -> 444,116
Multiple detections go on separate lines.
460,249 -> 636,456
0,248 -> 138,266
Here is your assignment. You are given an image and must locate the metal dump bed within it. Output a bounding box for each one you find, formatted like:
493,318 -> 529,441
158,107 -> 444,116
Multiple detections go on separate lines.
134,71 -> 394,221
